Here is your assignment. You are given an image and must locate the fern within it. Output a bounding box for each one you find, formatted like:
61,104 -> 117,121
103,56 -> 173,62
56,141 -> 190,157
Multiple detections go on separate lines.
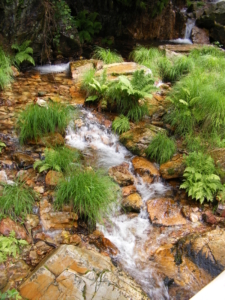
112,115 -> 130,134
12,40 -> 35,66
0,47 -> 13,90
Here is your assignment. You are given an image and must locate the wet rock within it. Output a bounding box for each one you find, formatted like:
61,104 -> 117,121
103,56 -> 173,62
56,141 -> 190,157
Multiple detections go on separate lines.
27,241 -> 54,266
181,206 -> 201,223
108,162 -> 135,186
33,186 -> 45,194
0,218 -> 30,242
16,169 -> 36,182
5,259 -> 30,289
29,132 -> 65,147
202,210 -> 222,225
217,203 -> 225,215
69,234 -> 82,245
13,153 -> 35,168
191,26 -> 210,44
120,124 -> 165,156
0,170 -> 8,183
159,154 -> 185,179
122,185 -> 137,197
132,156 -> 160,183
147,198 -> 187,226
89,231 -> 118,256
19,245 -> 148,300
122,193 -> 143,213
182,228 -> 225,276
70,60 -> 95,82
159,44 -> 202,54
154,244 -> 212,297
25,214 -> 39,230
40,199 -> 78,231
45,170 -> 64,186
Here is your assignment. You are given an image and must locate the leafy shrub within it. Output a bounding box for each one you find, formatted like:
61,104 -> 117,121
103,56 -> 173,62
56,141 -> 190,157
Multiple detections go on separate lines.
34,147 -> 80,173
93,46 -> 123,64
107,70 -> 155,122
17,102 -> 71,144
145,133 -> 176,164
0,47 -> 13,90
0,181 -> 35,220
112,115 -> 130,134
180,152 -> 223,203
0,289 -> 21,300
55,169 -> 118,227
0,231 -> 28,263
75,10 -> 102,43
11,40 -> 35,67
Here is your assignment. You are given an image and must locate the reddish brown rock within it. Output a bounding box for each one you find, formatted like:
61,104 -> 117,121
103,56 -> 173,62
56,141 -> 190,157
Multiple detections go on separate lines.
132,156 -> 160,183
122,185 -> 137,197
147,198 -> 187,226
159,154 -> 185,179
202,210 -> 220,225
122,193 -> 143,212
191,26 -> 210,44
108,162 -> 135,186
45,170 -> 64,186
0,218 -> 30,242
13,153 -> 35,168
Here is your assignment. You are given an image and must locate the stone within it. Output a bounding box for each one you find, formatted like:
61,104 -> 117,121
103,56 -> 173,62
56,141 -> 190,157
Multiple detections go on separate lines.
147,198 -> 187,226
122,185 -> 137,197
122,193 -> 143,212
202,210 -> 220,225
0,170 -> 8,183
159,154 -> 185,179
69,234 -> 82,245
45,170 -> 64,186
29,132 -> 65,147
191,26 -> 210,44
132,156 -> 160,183
13,153 -> 35,168
16,169 -> 36,182
25,214 -> 39,230
40,199 -> 78,231
108,162 -> 135,186
34,186 -> 45,194
19,245 -> 148,300
0,218 -> 30,242
159,44 -> 202,54
0,264 -> 7,290
182,228 -> 225,276
70,60 -> 94,82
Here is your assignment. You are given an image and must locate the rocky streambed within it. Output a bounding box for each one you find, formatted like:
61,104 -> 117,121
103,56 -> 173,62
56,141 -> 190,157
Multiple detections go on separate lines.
0,60 -> 225,299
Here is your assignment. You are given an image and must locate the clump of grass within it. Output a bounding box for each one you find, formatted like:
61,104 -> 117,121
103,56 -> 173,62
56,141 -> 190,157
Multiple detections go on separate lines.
17,102 -> 72,144
145,133 -> 176,164
55,169 -> 118,227
33,147 -> 81,173
0,181 -> 35,220
81,68 -> 96,94
0,47 -> 13,90
189,45 -> 225,59
112,115 -> 130,134
93,46 -> 123,64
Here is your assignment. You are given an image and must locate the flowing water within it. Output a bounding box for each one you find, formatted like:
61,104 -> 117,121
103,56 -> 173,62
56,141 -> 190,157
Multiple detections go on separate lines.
65,109 -> 176,299
170,18 -> 195,45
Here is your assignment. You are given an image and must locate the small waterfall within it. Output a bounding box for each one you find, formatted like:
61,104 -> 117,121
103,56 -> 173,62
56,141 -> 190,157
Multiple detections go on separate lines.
170,18 -> 195,44
34,62 -> 70,74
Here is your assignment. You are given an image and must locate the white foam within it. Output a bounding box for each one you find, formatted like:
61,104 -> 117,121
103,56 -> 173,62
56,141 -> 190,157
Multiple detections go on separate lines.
34,62 -> 70,74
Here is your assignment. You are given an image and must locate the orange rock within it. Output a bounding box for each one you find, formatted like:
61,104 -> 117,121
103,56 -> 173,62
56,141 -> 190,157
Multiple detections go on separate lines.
159,154 -> 185,179
122,193 -> 143,212
45,170 -> 64,186
122,185 -> 137,197
0,217 -> 30,242
132,156 -> 159,183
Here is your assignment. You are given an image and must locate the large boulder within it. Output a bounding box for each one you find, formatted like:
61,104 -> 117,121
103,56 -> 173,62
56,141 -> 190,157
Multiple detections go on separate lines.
159,154 -> 185,180
19,245 -> 149,300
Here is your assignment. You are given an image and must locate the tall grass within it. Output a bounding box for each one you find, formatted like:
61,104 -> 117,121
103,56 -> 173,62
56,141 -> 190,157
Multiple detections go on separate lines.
145,133 -> 176,164
93,46 -> 123,64
81,69 -> 96,94
17,103 -> 72,144
0,47 -> 13,90
55,169 -> 118,227
0,181 -> 35,220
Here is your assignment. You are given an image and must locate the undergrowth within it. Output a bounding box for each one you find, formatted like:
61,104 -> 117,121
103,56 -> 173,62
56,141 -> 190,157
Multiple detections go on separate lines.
17,102 -> 72,144
112,115 -> 130,134
55,169 -> 118,227
0,47 -> 13,90
145,133 -> 176,164
93,46 -> 123,64
0,181 -> 35,220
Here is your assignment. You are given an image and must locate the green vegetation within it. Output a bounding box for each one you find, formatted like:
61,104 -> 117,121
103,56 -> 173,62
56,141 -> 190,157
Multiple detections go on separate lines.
0,231 -> 28,263
112,115 -> 130,134
17,102 -> 71,144
0,289 -> 21,300
33,147 -> 80,173
55,169 -> 118,227
11,40 -> 35,67
180,152 -> 223,204
93,47 -> 123,64
0,47 -> 13,90
81,69 -> 96,94
0,140 -> 6,153
0,181 -> 35,220
145,133 -> 176,164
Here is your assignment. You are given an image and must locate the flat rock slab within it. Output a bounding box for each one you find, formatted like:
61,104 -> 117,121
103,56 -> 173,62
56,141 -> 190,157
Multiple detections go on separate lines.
147,198 -> 187,226
19,245 -> 149,300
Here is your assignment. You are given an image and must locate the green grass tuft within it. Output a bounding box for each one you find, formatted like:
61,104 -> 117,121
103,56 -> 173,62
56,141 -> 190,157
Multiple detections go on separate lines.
0,47 -> 13,90
17,102 -> 72,144
33,147 -> 81,173
112,115 -> 130,134
0,181 -> 35,220
55,169 -> 118,227
145,133 -> 176,164
93,46 -> 123,64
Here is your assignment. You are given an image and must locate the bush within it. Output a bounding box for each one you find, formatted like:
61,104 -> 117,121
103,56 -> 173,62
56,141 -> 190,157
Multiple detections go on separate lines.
180,152 -> 223,203
17,102 -> 71,144
0,181 -> 35,220
93,46 -> 123,64
112,115 -> 130,134
0,231 -> 28,263
11,40 -> 35,67
55,169 -> 118,227
33,147 -> 81,173
0,47 -> 13,90
145,133 -> 176,164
